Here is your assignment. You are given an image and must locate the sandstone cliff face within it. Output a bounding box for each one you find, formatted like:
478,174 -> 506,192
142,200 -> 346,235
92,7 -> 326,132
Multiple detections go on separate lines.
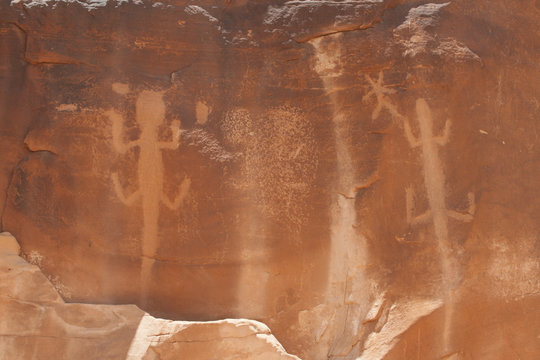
1,1 -> 539,359
0,232 -> 299,360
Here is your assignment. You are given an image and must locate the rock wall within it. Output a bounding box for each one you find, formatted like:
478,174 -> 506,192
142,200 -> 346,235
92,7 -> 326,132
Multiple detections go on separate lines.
1,1 -> 539,359
0,232 -> 299,360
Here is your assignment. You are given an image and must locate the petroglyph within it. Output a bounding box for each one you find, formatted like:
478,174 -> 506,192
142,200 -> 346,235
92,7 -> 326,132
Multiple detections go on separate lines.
108,89 -> 191,304
403,98 -> 475,355
222,106 -> 317,226
404,99 -> 475,236
362,71 -> 401,120
407,187 -> 475,226
195,101 -> 211,124
362,69 -> 477,355
222,106 -> 317,319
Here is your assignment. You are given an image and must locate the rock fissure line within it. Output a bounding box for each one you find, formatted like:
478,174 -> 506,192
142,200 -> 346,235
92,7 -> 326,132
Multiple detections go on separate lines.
150,333 -> 269,343
294,20 -> 380,43
8,21 -> 95,67
7,21 -> 29,57
0,155 -> 28,231
24,137 -> 58,156
292,0 -> 402,44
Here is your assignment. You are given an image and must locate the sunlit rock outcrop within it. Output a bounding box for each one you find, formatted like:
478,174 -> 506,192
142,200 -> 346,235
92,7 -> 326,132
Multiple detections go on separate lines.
0,233 -> 299,360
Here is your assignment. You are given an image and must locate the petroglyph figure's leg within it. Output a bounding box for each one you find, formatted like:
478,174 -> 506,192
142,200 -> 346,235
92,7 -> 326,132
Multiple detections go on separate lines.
435,119 -> 452,146
107,109 -> 139,154
362,75 -> 377,103
159,120 -> 182,150
111,172 -> 140,206
406,187 -> 432,225
411,210 -> 432,225
404,118 -> 421,148
371,100 -> 383,120
383,100 -> 401,119
161,177 -> 191,210
448,192 -> 476,222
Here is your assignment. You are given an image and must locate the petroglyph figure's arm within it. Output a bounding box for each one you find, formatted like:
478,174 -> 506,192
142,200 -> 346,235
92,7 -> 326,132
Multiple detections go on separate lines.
362,74 -> 376,102
406,187 -> 432,225
404,118 -> 421,148
435,119 -> 451,146
162,176 -> 191,210
410,210 -> 432,225
159,120 -> 181,150
107,109 -> 139,154
448,192 -> 475,222
111,172 -> 140,206
362,89 -> 375,103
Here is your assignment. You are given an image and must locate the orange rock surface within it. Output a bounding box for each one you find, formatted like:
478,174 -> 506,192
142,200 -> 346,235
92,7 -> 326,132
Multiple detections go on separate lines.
0,232 -> 299,359
0,1 -> 539,359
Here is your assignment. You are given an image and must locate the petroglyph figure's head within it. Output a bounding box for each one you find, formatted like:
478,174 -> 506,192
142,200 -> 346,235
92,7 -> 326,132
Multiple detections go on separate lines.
136,90 -> 166,131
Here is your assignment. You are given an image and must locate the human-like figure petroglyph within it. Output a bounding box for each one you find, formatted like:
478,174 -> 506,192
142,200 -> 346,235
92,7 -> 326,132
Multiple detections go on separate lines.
404,99 -> 475,241
362,71 -> 401,120
107,90 -> 191,303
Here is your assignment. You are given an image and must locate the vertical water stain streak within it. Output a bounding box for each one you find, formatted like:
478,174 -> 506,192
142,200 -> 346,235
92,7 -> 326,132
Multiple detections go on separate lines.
108,90 -> 191,305
311,35 -> 372,358
222,106 -> 317,319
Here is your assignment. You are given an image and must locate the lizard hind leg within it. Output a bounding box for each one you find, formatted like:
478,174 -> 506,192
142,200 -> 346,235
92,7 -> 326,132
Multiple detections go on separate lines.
111,172 -> 140,206
448,192 -> 475,222
162,176 -> 191,210
406,186 -> 431,225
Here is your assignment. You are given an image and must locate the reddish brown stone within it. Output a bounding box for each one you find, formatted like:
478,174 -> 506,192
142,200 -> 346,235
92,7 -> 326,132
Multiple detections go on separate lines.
1,1 -> 539,359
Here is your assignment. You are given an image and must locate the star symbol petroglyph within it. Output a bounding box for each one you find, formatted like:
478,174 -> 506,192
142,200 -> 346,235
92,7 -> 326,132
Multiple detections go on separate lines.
363,72 -> 399,120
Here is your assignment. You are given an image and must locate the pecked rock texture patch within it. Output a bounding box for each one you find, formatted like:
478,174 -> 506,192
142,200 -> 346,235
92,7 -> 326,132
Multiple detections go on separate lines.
1,0 -> 539,359
0,232 -> 299,360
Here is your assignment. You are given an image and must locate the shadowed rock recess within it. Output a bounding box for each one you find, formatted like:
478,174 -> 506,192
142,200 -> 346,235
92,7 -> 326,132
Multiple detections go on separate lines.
0,1 -> 538,359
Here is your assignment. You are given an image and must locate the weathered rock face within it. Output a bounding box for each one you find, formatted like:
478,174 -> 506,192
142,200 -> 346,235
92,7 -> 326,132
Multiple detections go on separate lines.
0,232 -> 299,359
1,1 -> 539,359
